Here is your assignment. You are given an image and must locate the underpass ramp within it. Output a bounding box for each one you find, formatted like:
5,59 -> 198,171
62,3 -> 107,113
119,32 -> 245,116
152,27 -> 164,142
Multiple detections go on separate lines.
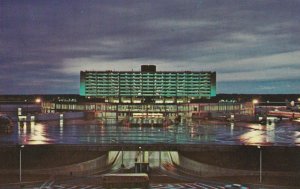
108,151 -> 179,169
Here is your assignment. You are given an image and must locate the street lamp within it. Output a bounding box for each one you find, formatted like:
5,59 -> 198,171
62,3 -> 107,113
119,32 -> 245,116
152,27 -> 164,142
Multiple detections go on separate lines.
252,99 -> 259,116
19,145 -> 24,186
35,98 -> 41,104
257,146 -> 262,183
252,99 -> 259,104
138,146 -> 142,163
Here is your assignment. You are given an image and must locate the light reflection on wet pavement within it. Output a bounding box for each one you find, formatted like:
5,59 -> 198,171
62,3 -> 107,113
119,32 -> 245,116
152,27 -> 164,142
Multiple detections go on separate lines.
1,119 -> 300,146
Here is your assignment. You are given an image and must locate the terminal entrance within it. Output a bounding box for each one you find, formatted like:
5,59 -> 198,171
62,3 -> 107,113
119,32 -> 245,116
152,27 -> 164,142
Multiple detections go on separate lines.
110,150 -> 179,173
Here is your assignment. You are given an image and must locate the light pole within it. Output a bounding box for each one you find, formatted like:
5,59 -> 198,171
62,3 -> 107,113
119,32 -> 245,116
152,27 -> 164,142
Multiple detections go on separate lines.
138,146 -> 142,163
257,145 -> 262,183
19,145 -> 24,186
252,99 -> 258,116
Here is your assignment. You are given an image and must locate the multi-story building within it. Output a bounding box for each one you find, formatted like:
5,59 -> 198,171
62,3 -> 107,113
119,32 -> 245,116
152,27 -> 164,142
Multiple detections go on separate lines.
80,65 -> 216,103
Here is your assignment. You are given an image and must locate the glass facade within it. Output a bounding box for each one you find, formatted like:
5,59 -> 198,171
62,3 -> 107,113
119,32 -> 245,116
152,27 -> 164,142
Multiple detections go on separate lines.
42,101 -> 249,121
80,68 -> 216,99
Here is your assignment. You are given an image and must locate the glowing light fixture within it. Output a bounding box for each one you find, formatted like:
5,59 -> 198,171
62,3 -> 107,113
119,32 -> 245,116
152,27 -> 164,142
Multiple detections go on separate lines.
291,101 -> 295,107
252,99 -> 259,104
35,98 -> 41,103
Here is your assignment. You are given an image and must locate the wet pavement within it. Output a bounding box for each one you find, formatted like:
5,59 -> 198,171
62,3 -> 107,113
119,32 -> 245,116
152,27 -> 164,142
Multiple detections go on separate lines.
1,118 -> 300,146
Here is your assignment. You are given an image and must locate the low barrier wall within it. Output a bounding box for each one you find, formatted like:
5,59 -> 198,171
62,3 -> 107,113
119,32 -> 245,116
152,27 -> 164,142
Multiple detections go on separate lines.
172,152 -> 300,178
0,151 -> 119,176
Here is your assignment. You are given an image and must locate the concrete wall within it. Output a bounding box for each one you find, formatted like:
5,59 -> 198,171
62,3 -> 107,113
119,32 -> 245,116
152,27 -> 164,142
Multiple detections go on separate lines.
0,151 -> 120,176
28,151 -> 119,176
172,152 -> 300,178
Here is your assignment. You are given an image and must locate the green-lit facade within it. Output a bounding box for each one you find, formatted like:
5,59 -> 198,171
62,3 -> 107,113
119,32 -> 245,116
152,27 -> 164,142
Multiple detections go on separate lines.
80,65 -> 216,101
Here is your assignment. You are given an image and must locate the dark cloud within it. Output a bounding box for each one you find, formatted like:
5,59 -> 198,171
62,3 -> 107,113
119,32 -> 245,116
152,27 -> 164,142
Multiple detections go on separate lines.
1,0 -> 300,94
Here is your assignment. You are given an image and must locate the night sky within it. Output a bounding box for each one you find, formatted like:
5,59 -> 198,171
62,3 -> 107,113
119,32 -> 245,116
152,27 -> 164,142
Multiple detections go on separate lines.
1,0 -> 300,94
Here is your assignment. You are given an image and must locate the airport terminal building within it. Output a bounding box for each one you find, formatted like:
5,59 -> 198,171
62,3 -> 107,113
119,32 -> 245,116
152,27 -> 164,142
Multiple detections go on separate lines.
80,65 -> 216,103
43,65 -> 250,124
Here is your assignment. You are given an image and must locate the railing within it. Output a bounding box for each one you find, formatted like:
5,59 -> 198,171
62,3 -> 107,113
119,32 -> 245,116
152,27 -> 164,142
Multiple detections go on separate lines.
268,111 -> 300,118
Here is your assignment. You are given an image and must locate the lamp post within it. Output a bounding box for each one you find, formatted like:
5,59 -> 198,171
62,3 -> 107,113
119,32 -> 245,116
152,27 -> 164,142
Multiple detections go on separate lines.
35,98 -> 41,104
19,145 -> 24,186
137,146 -> 142,173
252,99 -> 258,116
35,98 -> 42,114
138,146 -> 142,163
257,146 -> 262,183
